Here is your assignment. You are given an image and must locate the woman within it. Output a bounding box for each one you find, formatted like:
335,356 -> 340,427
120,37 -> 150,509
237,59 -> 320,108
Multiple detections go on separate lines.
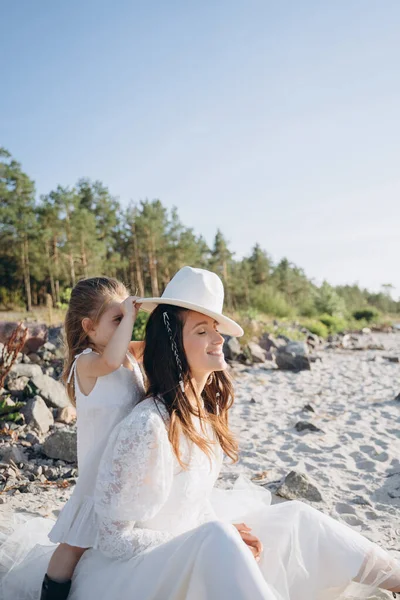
1,266 -> 400,600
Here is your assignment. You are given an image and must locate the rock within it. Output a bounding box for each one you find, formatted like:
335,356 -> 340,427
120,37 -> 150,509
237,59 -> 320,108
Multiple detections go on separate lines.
47,326 -> 63,348
394,393 -> 400,402
275,352 -> 311,372
246,342 -> 267,363
44,466 -> 59,480
8,363 -> 43,380
28,374 -> 71,409
383,356 -> 399,364
362,327 -> 371,334
42,429 -> 77,463
56,406 -> 77,424
283,341 -> 309,356
258,333 -> 286,352
351,495 -> 372,507
295,421 -> 322,433
303,404 -> 315,412
306,333 -> 321,349
309,355 -> 322,363
43,341 -> 57,353
27,353 -> 42,364
250,398 -> 257,404
0,445 -> 27,465
6,376 -> 29,396
223,337 -> 242,361
21,396 -> 54,434
40,350 -> 54,362
277,470 -> 323,502
341,334 -> 351,348
19,482 -> 39,494
25,431 -> 41,445
32,443 -> 43,454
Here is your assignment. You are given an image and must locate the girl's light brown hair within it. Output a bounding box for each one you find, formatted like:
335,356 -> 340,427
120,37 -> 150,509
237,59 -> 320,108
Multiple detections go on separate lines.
62,277 -> 129,405
142,304 -> 238,467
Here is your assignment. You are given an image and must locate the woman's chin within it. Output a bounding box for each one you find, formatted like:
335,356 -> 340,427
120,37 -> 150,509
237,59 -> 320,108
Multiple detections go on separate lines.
207,355 -> 227,371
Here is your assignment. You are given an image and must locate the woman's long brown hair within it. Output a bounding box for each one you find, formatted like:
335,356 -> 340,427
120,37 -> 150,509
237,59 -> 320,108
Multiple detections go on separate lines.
142,304 -> 239,467
62,277 -> 129,405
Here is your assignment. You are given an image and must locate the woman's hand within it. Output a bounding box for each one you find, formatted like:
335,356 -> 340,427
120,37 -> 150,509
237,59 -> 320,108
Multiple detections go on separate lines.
121,296 -> 142,321
233,523 -> 263,563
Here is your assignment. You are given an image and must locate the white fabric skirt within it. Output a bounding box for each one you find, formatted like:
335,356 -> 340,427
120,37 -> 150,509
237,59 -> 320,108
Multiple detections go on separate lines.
0,478 -> 398,600
48,493 -> 97,548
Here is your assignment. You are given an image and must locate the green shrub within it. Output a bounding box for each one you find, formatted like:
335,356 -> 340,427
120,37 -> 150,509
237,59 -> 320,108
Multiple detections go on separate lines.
314,282 -> 346,316
352,308 -> 380,323
249,287 -> 294,318
303,320 -> 329,338
318,314 -> 347,334
274,326 -> 305,341
132,311 -> 149,341
0,287 -> 24,309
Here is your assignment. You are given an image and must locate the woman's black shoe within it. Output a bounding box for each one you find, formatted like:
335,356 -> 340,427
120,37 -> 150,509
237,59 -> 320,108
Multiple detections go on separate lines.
40,574 -> 72,600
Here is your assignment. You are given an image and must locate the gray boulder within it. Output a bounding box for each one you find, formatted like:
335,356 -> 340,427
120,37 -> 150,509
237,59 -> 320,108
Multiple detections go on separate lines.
0,445 -> 27,465
295,421 -> 323,433
21,396 -> 54,434
283,341 -> 309,356
28,374 -> 71,409
277,470 -> 323,502
43,429 -> 77,463
223,337 -> 242,361
259,333 -> 286,352
246,341 -> 267,363
275,352 -> 311,372
6,376 -> 29,396
8,363 -> 43,380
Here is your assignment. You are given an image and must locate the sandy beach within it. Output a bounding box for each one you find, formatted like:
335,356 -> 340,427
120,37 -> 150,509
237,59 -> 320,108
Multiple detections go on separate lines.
225,332 -> 400,560
1,332 -> 399,569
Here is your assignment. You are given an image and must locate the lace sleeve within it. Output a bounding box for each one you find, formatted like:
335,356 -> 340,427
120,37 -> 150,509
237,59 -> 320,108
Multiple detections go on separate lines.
94,401 -> 174,559
96,517 -> 174,559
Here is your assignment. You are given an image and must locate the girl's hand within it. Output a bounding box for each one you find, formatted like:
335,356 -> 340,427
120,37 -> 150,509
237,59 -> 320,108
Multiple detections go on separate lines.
121,296 -> 142,321
233,523 -> 263,563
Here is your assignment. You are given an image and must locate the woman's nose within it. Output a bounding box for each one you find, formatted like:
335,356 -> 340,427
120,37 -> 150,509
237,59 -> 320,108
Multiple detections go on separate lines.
213,332 -> 224,345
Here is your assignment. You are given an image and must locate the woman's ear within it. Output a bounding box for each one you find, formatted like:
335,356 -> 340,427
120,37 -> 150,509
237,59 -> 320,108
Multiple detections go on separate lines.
82,317 -> 93,334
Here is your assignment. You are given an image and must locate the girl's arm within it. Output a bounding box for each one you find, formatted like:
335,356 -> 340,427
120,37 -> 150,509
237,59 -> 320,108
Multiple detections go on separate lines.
77,297 -> 140,380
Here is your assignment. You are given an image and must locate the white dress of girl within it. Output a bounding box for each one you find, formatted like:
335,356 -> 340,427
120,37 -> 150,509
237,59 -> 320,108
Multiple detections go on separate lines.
0,397 -> 399,600
48,348 -> 146,547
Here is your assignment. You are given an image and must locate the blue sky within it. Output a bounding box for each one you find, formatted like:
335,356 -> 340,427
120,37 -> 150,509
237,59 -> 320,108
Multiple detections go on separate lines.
1,1 -> 400,299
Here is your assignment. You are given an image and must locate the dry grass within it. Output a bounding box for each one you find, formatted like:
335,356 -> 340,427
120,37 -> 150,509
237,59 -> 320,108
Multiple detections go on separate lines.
0,307 -> 66,326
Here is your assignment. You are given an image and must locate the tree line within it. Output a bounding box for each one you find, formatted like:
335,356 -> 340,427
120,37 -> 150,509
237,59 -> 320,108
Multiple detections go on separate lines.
1,147 -> 399,320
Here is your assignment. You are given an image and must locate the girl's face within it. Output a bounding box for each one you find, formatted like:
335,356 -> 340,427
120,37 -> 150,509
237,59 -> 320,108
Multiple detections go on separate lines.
182,311 -> 226,378
85,295 -> 128,350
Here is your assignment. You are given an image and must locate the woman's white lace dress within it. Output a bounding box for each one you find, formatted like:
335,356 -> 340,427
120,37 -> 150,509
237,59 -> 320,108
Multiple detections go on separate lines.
0,397 -> 399,600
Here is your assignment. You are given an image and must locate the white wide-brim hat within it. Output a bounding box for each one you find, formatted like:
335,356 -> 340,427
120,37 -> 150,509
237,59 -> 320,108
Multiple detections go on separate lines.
137,266 -> 243,337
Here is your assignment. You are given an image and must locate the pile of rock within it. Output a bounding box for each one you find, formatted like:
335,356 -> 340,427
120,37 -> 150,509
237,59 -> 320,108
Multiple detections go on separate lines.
223,331 -> 323,372
1,344 -> 74,429
0,323 -> 78,502
325,331 -> 385,351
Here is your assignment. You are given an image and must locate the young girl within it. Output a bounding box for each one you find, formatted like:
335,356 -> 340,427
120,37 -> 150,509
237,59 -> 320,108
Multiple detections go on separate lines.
40,276 -> 145,600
